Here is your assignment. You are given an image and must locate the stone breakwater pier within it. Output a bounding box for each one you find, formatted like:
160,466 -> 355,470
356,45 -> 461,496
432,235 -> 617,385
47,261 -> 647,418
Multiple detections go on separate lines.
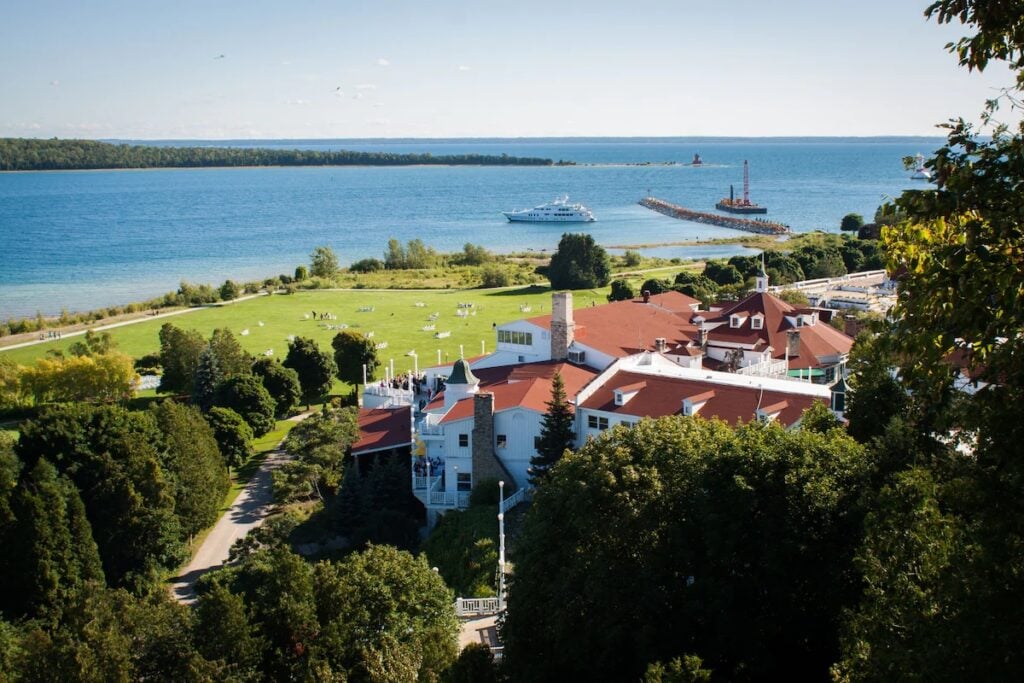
639,196 -> 790,235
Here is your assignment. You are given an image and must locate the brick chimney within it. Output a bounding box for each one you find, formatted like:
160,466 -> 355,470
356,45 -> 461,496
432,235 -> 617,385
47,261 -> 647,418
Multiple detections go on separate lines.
550,291 -> 575,361
471,393 -> 517,492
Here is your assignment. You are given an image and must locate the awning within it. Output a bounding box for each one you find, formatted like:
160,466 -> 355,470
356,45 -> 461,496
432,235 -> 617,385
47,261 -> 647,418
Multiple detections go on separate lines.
787,368 -> 826,378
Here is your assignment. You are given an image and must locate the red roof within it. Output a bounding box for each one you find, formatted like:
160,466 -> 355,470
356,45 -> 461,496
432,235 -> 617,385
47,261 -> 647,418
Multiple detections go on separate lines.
527,292 -> 702,358
580,370 -> 825,428
702,292 -> 852,369
352,406 -> 412,455
429,360 -> 599,423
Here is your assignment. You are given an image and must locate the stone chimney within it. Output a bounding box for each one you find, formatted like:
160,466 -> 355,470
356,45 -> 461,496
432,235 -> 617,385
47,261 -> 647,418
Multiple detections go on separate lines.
550,291 -> 575,361
787,329 -> 801,358
471,393 -> 517,491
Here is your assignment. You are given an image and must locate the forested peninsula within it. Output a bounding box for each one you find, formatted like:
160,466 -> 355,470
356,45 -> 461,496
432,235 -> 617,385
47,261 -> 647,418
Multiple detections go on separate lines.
0,138 -> 554,171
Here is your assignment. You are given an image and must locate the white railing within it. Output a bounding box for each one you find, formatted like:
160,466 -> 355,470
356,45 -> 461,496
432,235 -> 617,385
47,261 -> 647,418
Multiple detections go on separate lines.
736,358 -> 788,378
430,490 -> 471,508
500,487 -> 530,513
412,474 -> 441,491
455,597 -> 503,616
419,416 -> 444,436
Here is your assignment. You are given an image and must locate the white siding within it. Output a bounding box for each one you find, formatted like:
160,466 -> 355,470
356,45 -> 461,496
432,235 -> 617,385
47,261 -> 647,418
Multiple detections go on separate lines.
493,408 -> 543,489
495,321 -> 549,362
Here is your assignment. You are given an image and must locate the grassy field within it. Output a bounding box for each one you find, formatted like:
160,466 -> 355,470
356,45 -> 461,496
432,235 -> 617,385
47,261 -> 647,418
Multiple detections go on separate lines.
1,285 -> 619,376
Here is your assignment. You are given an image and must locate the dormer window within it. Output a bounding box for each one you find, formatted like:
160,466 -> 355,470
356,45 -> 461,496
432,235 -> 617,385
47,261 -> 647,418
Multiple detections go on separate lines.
730,314 -> 746,328
751,315 -> 764,330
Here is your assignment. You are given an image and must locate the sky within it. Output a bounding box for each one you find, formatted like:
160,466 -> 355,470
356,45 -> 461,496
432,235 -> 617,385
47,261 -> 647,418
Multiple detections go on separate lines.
0,0 -> 1018,139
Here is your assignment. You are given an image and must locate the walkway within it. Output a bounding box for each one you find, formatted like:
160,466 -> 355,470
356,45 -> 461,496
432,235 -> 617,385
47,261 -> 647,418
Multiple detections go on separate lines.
0,292 -> 268,352
169,409 -> 312,603
459,613 -> 501,651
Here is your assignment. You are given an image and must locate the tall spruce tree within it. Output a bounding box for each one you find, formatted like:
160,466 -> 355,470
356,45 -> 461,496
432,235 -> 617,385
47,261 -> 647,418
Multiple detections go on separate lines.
283,336 -> 337,406
529,372 -> 575,485
192,347 -> 222,412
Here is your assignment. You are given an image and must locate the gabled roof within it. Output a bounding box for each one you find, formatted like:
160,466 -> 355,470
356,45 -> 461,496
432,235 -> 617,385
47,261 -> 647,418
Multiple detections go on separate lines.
352,406 -> 412,455
428,360 -> 599,423
526,291 -> 701,358
579,370 -> 824,428
702,292 -> 853,368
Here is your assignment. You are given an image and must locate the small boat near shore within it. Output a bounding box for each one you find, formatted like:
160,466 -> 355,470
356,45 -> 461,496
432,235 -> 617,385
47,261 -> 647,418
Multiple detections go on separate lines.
910,153 -> 932,181
503,195 -> 596,222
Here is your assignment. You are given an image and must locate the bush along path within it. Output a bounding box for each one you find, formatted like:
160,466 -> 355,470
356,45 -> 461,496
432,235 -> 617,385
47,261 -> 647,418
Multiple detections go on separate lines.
169,409 -> 315,603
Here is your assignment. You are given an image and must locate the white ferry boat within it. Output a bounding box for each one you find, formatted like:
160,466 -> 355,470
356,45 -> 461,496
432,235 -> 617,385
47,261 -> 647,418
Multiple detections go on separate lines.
503,195 -> 596,222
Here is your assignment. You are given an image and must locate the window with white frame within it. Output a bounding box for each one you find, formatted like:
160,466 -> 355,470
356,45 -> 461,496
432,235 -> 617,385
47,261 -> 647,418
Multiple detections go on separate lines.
497,330 -> 533,346
496,434 -> 507,448
458,433 -> 469,448
587,415 -> 609,430
457,472 -> 472,491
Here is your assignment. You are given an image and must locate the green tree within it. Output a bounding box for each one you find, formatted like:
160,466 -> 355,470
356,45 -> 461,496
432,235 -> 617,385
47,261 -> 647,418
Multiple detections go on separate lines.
191,347 -> 222,412
546,233 -> 612,289
640,277 -> 669,295
840,212 -> 865,232
310,245 -> 340,278
205,406 -> 254,472
607,279 -> 635,301
294,264 -> 309,281
421,503 -> 499,597
153,400 -> 229,541
445,643 -> 498,683
194,583 -> 266,678
331,330 -> 379,387
644,655 -> 713,683
219,279 -> 240,301
384,238 -> 407,269
703,261 -> 743,286
503,417 -> 871,682
478,263 -> 511,288
313,545 -> 459,680
622,249 -> 643,267
209,328 -> 252,379
251,357 -> 301,416
456,242 -> 492,266
214,375 -> 277,437
1,459 -> 104,623
68,329 -> 115,357
15,404 -> 185,590
274,405 -> 358,503
529,372 -> 575,485
283,336 -> 337,406
158,323 -> 206,394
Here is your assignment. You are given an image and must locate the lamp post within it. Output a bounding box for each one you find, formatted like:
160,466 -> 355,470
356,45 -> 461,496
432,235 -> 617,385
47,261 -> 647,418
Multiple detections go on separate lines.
498,480 -> 506,609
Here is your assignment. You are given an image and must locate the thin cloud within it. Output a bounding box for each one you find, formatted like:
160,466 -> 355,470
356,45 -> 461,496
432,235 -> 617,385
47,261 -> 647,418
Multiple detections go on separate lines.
457,65 -> 471,72
49,80 -> 60,86
355,84 -> 376,90
286,99 -> 311,106
376,57 -> 390,67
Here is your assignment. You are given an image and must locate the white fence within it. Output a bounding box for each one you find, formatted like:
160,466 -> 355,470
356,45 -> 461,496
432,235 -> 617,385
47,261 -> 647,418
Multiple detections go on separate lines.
429,490 -> 471,508
455,597 -> 503,617
735,358 -> 788,378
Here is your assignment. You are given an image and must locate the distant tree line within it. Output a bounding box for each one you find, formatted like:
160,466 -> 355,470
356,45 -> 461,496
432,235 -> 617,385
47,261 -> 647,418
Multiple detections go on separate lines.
0,138 -> 554,171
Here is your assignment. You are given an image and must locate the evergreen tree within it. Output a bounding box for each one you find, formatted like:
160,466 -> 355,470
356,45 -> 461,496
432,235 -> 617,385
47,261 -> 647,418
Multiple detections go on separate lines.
191,346 -> 222,412
1,459 -> 104,623
546,233 -> 612,289
15,404 -> 185,590
194,583 -> 266,678
529,372 -> 575,485
153,401 -> 229,541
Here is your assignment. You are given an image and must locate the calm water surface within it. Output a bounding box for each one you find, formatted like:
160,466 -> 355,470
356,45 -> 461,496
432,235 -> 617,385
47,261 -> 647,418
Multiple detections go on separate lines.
0,138 -> 940,318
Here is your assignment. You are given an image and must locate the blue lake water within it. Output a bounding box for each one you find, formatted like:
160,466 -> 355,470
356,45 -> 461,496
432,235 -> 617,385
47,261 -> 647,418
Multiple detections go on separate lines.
0,138 -> 941,318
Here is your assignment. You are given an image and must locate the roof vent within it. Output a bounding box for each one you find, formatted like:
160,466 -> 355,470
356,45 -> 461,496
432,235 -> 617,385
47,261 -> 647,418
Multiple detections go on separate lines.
642,290 -> 651,303
654,337 -> 668,352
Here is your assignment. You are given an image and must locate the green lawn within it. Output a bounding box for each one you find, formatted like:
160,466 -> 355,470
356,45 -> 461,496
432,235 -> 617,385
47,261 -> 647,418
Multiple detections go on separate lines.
1,286 -> 614,376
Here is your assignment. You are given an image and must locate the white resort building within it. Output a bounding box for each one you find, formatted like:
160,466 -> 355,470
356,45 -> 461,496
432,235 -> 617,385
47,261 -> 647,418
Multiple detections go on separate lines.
359,269 -> 853,525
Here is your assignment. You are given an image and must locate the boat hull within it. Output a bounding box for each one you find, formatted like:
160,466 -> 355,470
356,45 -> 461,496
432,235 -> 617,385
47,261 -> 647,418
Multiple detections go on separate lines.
504,213 -> 595,222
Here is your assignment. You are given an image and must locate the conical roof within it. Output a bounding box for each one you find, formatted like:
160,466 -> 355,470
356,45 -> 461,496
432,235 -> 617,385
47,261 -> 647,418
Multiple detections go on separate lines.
448,358 -> 479,386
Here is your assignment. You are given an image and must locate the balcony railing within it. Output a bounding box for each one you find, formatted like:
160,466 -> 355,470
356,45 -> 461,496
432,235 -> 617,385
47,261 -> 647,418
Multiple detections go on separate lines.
454,597 -> 503,617
429,490 -> 471,508
735,358 -> 788,378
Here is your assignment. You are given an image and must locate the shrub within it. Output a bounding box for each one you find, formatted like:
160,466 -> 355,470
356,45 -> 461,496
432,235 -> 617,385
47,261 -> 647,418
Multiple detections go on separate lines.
349,258 -> 384,273
479,264 -> 512,288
